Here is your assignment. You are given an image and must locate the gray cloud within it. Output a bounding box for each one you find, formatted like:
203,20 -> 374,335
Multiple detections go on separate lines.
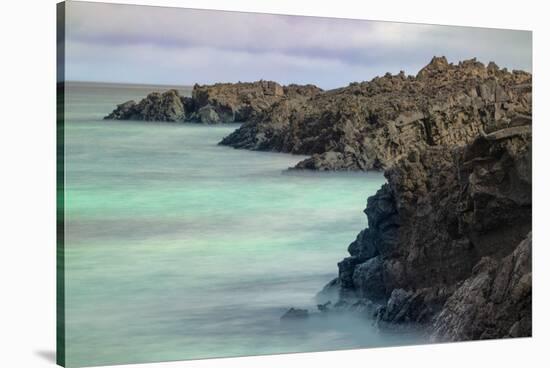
64,1 -> 532,89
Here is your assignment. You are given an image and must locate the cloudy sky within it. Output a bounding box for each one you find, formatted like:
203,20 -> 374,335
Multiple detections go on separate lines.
64,1 -> 532,89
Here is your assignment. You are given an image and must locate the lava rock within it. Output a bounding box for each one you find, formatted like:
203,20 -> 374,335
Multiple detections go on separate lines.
197,105 -> 221,124
352,256 -> 387,302
220,57 -> 531,171
281,308 -> 309,320
104,89 -> 186,122
431,233 -> 532,341
326,132 -> 531,339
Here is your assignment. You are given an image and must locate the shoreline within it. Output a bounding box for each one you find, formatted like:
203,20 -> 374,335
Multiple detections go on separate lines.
98,56 -> 532,342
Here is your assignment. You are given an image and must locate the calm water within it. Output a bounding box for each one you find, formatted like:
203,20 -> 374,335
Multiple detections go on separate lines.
63,82 -> 422,367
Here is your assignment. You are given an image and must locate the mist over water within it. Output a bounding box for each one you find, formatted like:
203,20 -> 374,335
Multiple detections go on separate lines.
63,82 -> 424,367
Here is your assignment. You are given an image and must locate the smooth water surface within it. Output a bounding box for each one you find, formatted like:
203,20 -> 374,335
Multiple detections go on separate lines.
63,82 -> 422,367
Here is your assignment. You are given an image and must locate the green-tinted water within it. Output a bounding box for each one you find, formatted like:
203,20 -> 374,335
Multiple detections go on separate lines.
63,82 -> 422,367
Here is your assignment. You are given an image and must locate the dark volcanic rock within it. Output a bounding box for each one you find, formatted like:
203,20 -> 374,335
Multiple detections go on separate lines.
196,105 -> 222,124
378,288 -> 416,323
104,100 -> 137,120
431,232 -> 532,341
317,301 -> 332,312
281,308 -> 309,320
189,80 -> 288,123
221,57 -> 531,170
324,130 -> 532,340
105,81 -> 323,124
352,256 -> 386,303
104,89 -> 186,122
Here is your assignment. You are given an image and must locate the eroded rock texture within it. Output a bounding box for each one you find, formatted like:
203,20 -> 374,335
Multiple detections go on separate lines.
104,89 -> 187,122
324,132 -> 532,341
104,81 -> 322,124
431,233 -> 532,341
221,57 -> 531,170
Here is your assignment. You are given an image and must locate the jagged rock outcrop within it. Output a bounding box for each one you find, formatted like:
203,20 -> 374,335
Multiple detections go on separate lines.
281,308 -> 309,320
322,130 -> 532,340
104,81 -> 323,124
104,89 -> 186,122
105,100 -> 139,120
431,232 -> 532,341
221,57 -> 531,171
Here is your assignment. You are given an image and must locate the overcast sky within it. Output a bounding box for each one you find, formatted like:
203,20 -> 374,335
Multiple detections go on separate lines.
63,1 -> 532,89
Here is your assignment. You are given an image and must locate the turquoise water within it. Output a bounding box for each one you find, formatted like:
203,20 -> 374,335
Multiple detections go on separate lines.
63,82 -> 421,367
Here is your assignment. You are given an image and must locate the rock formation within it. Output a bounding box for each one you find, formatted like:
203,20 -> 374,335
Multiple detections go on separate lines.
104,89 -> 186,122
281,308 -> 309,320
211,58 -> 533,341
104,81 -> 322,124
322,130 -> 532,341
221,57 -> 531,171
104,57 -> 532,342
431,232 -> 532,341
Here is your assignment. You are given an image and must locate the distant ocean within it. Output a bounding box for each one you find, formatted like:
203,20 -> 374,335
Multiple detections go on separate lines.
62,82 -> 423,367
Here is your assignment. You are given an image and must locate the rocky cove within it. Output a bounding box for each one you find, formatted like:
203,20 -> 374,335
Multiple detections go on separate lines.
105,56 -> 532,342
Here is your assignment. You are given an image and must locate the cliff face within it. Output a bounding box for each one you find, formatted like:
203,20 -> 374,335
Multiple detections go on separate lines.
104,81 -> 322,124
323,132 -> 532,341
431,232 -> 532,341
221,57 -> 531,171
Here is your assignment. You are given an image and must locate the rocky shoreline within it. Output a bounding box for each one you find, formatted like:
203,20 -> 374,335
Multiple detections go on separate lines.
314,131 -> 532,341
106,57 -> 531,173
221,57 -> 531,171
106,57 -> 532,342
104,80 -> 322,124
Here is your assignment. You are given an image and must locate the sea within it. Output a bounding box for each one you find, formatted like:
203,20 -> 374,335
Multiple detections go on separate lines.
62,81 -> 424,367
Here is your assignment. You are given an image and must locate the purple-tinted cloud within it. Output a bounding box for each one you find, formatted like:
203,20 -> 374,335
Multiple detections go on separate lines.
64,1 -> 532,89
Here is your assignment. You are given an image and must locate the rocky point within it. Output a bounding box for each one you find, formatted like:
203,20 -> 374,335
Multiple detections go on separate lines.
105,57 -> 532,342
104,80 -> 322,124
320,130 -> 532,341
221,57 -> 531,171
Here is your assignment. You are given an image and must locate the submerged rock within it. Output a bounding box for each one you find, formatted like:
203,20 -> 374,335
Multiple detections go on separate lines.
281,308 -> 309,320
317,301 -> 332,313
